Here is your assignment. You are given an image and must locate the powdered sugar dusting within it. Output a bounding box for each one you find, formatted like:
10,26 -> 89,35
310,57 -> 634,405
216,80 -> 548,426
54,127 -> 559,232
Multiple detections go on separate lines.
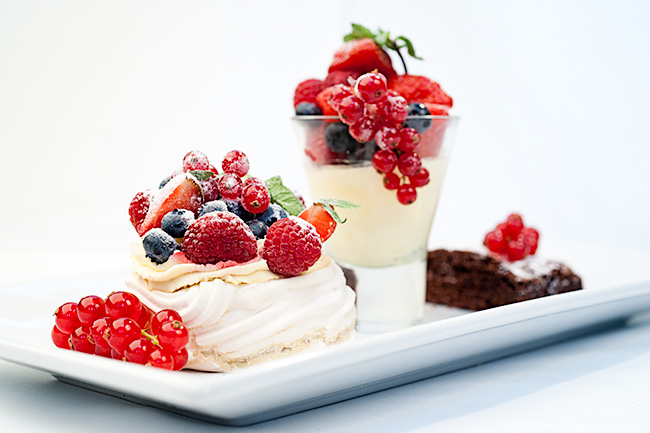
500,255 -> 561,280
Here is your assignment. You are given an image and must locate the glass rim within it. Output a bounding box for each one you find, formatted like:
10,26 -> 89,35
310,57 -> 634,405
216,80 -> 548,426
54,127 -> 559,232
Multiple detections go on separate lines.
292,115 -> 459,121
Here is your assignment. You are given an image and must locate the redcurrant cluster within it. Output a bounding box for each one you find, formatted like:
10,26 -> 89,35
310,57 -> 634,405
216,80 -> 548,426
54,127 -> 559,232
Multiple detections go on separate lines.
328,72 -> 430,205
183,150 -> 271,214
483,214 -> 540,261
52,291 -> 189,371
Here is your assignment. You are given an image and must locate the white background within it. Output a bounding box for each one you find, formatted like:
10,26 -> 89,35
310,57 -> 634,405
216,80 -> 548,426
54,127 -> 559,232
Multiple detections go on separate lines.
1,0 -> 649,284
1,1 -> 650,432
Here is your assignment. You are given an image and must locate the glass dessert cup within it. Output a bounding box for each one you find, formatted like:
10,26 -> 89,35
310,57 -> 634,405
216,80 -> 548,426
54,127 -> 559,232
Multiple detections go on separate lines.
293,115 -> 459,332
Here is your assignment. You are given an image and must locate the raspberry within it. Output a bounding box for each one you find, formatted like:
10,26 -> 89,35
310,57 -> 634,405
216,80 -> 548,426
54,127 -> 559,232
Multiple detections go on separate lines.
293,79 -> 324,108
262,217 -> 322,277
182,212 -> 258,264
388,74 -> 453,107
128,191 -> 152,232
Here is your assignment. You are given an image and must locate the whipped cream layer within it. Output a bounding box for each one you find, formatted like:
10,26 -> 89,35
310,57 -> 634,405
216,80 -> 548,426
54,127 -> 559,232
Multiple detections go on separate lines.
126,245 -> 356,371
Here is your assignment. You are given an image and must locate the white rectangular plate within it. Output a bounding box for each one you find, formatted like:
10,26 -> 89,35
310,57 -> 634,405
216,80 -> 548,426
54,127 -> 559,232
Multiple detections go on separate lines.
1,245 -> 650,426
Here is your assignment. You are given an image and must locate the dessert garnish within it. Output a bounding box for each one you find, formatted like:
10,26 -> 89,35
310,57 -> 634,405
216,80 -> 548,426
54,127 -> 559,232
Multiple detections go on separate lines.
483,213 -> 540,261
293,24 -> 454,205
52,291 -> 189,371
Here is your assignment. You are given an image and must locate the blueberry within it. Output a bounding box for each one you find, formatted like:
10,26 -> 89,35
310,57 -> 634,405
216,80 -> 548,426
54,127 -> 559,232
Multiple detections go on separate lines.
159,174 -> 172,189
350,140 -> 380,162
325,123 -> 359,154
295,102 -> 323,116
257,203 -> 289,227
161,209 -> 195,238
198,200 -> 228,217
246,219 -> 268,239
221,198 -> 254,221
402,102 -> 432,133
142,228 -> 178,264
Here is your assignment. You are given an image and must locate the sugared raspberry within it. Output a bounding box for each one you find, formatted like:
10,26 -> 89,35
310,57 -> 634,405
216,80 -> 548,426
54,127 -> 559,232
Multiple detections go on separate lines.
262,217 -> 322,277
128,191 -> 152,231
182,212 -> 258,264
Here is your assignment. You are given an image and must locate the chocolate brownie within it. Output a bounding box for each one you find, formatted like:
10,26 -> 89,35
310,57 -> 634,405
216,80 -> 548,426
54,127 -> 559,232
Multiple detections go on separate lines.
426,249 -> 582,310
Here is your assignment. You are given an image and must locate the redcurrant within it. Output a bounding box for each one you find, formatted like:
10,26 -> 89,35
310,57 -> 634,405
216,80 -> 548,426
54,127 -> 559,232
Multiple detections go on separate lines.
337,96 -> 364,125
409,167 -> 430,187
105,291 -> 142,321
376,94 -> 409,124
383,172 -> 401,190
182,150 -> 210,172
51,325 -> 71,350
375,126 -> 401,150
372,149 -> 398,173
70,326 -> 95,354
54,302 -> 81,334
106,317 -> 141,353
221,150 -> 250,177
152,309 -> 183,336
396,182 -> 417,205
398,127 -> 421,152
124,337 -> 156,365
242,182 -> 271,214
158,320 -> 190,353
397,152 -> 422,177
354,72 -> 388,104
147,348 -> 175,370
348,115 -> 381,143
217,173 -> 243,199
77,295 -> 105,325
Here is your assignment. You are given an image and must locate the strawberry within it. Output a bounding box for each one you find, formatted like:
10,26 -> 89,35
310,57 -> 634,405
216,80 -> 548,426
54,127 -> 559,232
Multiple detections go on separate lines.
389,75 -> 453,108
128,191 -> 152,234
315,86 -> 340,116
138,174 -> 202,236
328,38 -> 397,80
294,79 -> 324,108
299,204 -> 336,242
323,70 -> 360,88
261,217 -> 322,277
423,103 -> 449,116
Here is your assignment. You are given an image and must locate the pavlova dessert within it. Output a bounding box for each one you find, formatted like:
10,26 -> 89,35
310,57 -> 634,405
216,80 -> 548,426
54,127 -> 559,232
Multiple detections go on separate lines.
52,150 -> 357,372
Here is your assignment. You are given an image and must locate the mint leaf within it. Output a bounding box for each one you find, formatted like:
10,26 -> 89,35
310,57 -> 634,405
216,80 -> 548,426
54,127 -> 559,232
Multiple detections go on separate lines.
189,170 -> 215,181
395,36 -> 422,60
265,176 -> 306,216
315,198 -> 360,224
344,23 -> 375,42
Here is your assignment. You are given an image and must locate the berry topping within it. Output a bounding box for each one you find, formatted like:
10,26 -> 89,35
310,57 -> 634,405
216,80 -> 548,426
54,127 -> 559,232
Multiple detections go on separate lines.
257,203 -> 289,227
246,219 -> 268,240
221,150 -> 250,177
262,216 -> 322,277
348,115 -> 381,143
397,151 -> 422,177
241,182 -> 271,214
220,198 -> 254,221
388,75 -> 453,108
295,102 -> 323,115
329,38 -> 396,80
325,122 -> 358,153
403,102 -> 432,133
198,199 -> 228,217
217,173 -> 244,199
182,150 -> 210,172
337,96 -> 365,125
182,212 -> 258,264
293,78 -> 324,108
54,302 -> 81,334
354,72 -> 388,104
52,292 -> 190,370
198,175 -> 220,202
142,228 -> 178,264
161,209 -> 195,238
323,70 -> 360,88
396,182 -> 417,205
315,86 -> 341,116
298,204 -> 337,242
372,149 -> 398,173
483,213 -> 540,261
128,191 -> 152,234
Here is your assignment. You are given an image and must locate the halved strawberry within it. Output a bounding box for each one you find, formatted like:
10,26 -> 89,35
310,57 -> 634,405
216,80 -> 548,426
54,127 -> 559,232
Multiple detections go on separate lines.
328,38 -> 397,80
389,75 -> 453,108
298,204 -> 336,242
138,174 -> 202,236
315,86 -> 340,116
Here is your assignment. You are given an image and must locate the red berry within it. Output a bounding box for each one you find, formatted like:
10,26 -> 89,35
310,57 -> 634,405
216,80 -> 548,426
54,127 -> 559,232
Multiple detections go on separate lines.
77,295 -> 105,325
315,86 -> 341,116
242,176 -> 265,188
95,344 -> 113,358
217,173 -> 244,199
504,214 -> 524,239
383,172 -> 401,190
152,309 -> 183,336
372,149 -> 398,173
147,348 -> 175,370
183,212 -> 258,264
328,38 -> 397,80
54,302 -> 81,334
207,164 -> 219,175
294,78 -> 324,107
396,182 -> 417,205
170,347 -> 189,371
354,72 -> 388,104
375,126 -> 401,150
106,318 -> 141,353
376,94 -> 409,124
323,70 -> 361,88
105,291 -> 142,321
51,325 -> 71,350
70,326 -> 95,354
484,229 -> 507,254
157,320 -> 189,353
298,204 -> 337,242
337,96 -> 364,125
128,191 -> 152,233
388,74 -> 453,108
397,152 -> 422,177
242,182 -> 271,214
111,349 -> 124,360
198,175 -> 220,202
521,227 -> 540,255
327,84 -> 353,112
221,150 -> 250,177
136,304 -> 155,331
399,127 -> 421,152
182,150 -> 210,172
409,167 -> 430,187
124,337 -> 156,365
507,239 -> 527,261
348,115 -> 381,143
262,216 -> 322,277
90,317 -> 112,351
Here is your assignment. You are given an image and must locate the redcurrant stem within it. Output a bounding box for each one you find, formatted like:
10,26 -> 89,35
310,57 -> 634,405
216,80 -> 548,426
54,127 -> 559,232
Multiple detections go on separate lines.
389,41 -> 408,75
141,330 -> 159,346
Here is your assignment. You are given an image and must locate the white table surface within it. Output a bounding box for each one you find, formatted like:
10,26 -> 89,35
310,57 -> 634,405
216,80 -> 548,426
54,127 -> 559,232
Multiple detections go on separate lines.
1,310 -> 649,433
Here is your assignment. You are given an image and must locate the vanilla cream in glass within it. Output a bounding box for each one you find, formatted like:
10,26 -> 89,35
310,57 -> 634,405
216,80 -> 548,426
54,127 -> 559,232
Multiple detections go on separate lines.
293,116 -> 458,332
